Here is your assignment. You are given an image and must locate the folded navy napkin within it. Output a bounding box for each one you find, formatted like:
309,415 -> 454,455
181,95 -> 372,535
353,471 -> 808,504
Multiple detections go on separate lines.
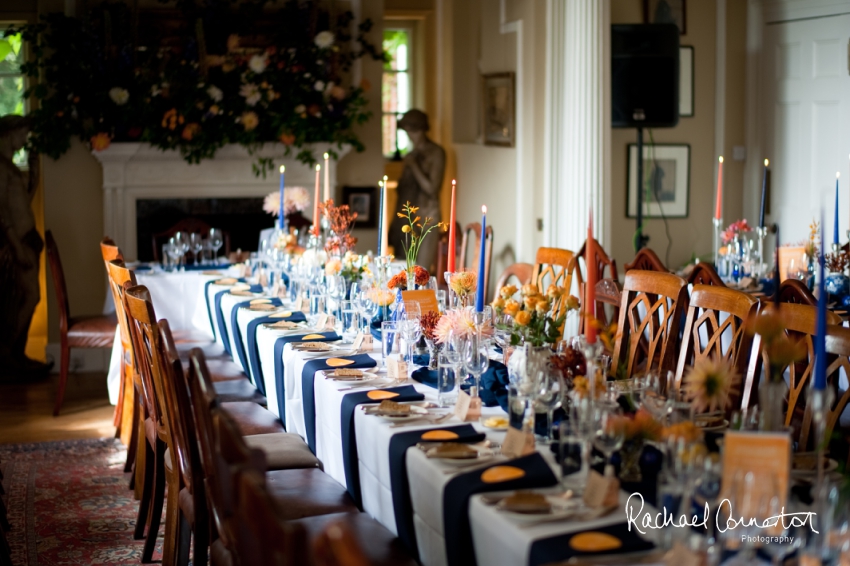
388,425 -> 485,561
272,332 -> 342,425
214,284 -> 262,356
185,262 -> 231,271
340,385 -> 424,508
411,360 -> 510,411
245,309 -> 307,392
301,352 -> 376,453
204,277 -> 245,341
231,298 -> 283,381
528,522 -> 654,566
443,452 -> 559,566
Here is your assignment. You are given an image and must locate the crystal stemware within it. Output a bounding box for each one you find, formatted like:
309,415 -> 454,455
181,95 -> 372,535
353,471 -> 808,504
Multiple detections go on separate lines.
208,228 -> 224,263
462,332 -> 490,397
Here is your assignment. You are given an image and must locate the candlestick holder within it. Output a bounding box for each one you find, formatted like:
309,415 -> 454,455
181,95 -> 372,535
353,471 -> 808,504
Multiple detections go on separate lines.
713,218 -> 724,276
756,226 -> 769,279
374,255 -> 394,287
807,384 -> 835,557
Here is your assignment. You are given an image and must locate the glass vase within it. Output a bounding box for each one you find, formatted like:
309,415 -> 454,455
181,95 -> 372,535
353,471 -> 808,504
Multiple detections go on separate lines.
619,440 -> 644,483
425,338 -> 442,370
758,376 -> 787,432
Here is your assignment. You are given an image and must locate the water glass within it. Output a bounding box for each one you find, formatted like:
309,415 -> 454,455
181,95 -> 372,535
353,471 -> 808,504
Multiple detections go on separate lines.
381,321 -> 400,372
559,420 -> 585,486
208,228 -> 224,262
340,300 -> 360,340
437,352 -> 458,407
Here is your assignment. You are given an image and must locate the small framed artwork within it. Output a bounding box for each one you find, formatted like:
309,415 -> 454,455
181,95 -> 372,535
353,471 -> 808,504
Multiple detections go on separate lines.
644,0 -> 686,35
481,72 -> 515,147
680,46 -> 694,117
626,143 -> 690,218
342,186 -> 377,228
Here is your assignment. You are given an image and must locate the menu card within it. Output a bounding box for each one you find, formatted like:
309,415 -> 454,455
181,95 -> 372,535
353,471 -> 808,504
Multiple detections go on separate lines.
721,431 -> 791,513
401,290 -> 440,315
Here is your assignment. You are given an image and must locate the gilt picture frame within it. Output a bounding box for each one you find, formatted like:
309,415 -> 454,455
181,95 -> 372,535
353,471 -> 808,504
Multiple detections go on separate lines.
342,186 -> 377,228
481,72 -> 515,147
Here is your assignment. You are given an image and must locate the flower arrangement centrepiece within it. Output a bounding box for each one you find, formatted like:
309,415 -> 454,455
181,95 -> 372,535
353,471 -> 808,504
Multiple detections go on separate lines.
9,0 -> 384,173
491,284 -> 577,348
420,311 -> 444,370
320,199 -> 358,256
396,201 -> 446,286
264,186 -> 312,227
448,271 -> 477,308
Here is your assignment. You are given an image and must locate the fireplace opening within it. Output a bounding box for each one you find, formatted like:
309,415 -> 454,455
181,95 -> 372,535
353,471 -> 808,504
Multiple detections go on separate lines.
136,197 -> 270,261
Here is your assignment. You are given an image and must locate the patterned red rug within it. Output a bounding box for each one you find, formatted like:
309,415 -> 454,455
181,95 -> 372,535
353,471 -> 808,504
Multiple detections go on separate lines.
0,438 -> 163,565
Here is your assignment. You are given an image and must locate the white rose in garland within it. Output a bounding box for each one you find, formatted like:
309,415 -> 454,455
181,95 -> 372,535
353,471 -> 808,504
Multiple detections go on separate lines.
239,83 -> 262,106
109,87 -> 129,105
248,54 -> 268,74
314,31 -> 334,49
206,85 -> 223,102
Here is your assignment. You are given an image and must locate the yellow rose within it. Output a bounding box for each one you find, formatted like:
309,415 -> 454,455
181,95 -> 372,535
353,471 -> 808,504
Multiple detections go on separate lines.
546,284 -> 565,299
503,300 -> 520,317
514,311 -> 532,326
535,298 -> 550,313
500,284 -> 518,299
523,295 -> 539,310
565,295 -> 580,311
521,284 -> 538,297
490,297 -> 505,310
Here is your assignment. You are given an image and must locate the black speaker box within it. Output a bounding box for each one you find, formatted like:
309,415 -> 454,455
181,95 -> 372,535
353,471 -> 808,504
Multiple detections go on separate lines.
611,24 -> 680,128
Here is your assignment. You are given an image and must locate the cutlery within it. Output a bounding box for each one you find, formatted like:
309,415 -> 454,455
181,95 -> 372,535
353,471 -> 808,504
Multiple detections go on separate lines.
388,413 -> 453,428
336,380 -> 391,391
518,505 -> 617,529
440,456 -> 505,475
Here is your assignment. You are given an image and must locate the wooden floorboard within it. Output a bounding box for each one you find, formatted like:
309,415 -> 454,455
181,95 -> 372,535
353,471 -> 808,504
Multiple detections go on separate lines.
0,372 -> 115,444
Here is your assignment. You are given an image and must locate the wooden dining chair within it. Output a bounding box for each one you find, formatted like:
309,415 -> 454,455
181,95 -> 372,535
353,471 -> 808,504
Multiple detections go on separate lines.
434,221 -> 461,290
531,247 -> 578,337
739,302 -> 843,437
492,262 -> 533,301
798,325 -> 850,462
778,279 -> 817,306
686,262 -> 725,287
458,222 -> 495,297
673,285 -> 759,404
45,230 -> 117,416
624,248 -> 669,273
100,236 -> 123,265
589,278 -> 623,338
575,238 -> 619,335
99,238 -> 131,434
612,270 -> 689,382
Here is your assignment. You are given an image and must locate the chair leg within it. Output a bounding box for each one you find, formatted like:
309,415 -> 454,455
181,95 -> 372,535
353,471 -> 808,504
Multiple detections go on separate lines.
114,358 -> 126,430
52,342 -> 71,416
162,466 -> 180,566
132,405 -> 146,499
141,441 -> 166,563
133,439 -> 154,540
192,496 -> 210,566
124,396 -> 139,474
176,511 -> 192,566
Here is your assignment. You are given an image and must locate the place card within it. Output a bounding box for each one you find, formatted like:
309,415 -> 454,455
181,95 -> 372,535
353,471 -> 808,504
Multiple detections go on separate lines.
721,431 -> 791,513
582,470 -> 620,509
569,531 -> 622,553
453,390 -> 481,422
500,426 -> 535,459
401,290 -> 440,315
270,311 -> 293,319
387,356 -> 408,380
352,333 -> 373,352
480,465 -> 526,484
367,390 -> 400,401
315,314 -> 329,330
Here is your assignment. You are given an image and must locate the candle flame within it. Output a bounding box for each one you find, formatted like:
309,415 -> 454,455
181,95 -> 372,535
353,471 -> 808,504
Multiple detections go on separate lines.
379,180 -> 383,187
315,164 -> 321,171
279,165 -> 285,173
452,179 -> 456,186
383,175 -> 388,182
323,152 -> 329,160
718,156 -> 724,163
481,205 -> 487,214
764,159 -> 769,167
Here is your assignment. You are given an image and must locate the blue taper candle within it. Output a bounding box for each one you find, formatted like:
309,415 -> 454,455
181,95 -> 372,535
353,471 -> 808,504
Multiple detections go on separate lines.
376,179 -> 384,255
475,205 -> 487,312
835,174 -> 840,245
814,214 -> 826,390
759,159 -> 769,228
278,165 -> 286,230
773,225 -> 781,305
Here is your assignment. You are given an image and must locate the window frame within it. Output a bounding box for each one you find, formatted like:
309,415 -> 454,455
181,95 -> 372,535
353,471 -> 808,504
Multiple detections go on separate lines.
382,23 -> 415,158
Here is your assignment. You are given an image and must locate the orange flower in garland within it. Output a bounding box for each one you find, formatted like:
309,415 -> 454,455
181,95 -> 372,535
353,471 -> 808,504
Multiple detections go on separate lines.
90,132 -> 111,151
161,108 -> 185,130
182,123 -> 201,141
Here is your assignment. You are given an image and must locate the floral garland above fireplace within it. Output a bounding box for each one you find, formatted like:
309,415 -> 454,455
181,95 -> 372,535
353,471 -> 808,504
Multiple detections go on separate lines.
8,0 -> 383,175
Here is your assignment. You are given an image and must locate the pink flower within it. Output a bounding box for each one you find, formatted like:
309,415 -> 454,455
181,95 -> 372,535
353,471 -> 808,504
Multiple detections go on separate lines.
434,309 -> 476,344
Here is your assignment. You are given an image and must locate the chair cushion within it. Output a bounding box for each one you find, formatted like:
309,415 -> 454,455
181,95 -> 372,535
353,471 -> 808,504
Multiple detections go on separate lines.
214,379 -> 266,405
264,468 -> 358,521
244,433 -> 321,471
179,356 -> 246,382
67,313 -> 118,348
220,402 -> 285,435
291,512 -> 417,566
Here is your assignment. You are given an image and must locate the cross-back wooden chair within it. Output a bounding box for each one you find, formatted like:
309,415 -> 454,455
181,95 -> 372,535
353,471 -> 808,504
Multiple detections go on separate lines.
674,285 -> 759,408
624,248 -> 669,273
612,270 -> 689,382
45,230 -> 117,416
100,236 -> 122,264
100,238 -> 129,432
739,302 -> 843,445
576,238 -> 619,335
492,262 -> 533,302
123,284 -> 173,564
778,279 -> 817,306
532,247 -> 579,330
458,222 -> 495,297
686,262 -> 725,287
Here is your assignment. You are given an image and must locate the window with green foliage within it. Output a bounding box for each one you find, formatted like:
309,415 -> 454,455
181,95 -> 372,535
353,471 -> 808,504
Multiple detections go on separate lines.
382,28 -> 411,158
0,25 -> 27,167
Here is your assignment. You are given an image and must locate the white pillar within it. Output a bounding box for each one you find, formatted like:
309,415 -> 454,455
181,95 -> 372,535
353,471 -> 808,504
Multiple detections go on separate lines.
544,0 -> 611,252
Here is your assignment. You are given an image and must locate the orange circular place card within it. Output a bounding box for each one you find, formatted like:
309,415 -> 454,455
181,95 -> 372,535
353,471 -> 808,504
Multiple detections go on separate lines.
367,390 -> 400,400
301,334 -> 326,340
421,430 -> 459,441
250,298 -> 272,304
568,532 -> 622,553
326,358 -> 355,367
270,311 -> 293,318
480,466 -> 526,483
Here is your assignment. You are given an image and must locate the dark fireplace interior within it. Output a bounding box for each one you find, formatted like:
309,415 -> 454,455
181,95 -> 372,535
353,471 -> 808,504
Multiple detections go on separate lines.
136,197 -> 269,261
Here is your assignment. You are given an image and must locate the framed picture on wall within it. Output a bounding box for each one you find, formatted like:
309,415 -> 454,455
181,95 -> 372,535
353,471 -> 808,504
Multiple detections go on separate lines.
481,72 -> 515,147
680,46 -> 694,117
644,0 -> 686,35
342,186 -> 378,228
626,143 -> 690,218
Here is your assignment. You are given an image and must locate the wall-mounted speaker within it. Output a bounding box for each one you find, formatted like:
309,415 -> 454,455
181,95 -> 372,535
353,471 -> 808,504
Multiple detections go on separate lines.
611,24 -> 680,129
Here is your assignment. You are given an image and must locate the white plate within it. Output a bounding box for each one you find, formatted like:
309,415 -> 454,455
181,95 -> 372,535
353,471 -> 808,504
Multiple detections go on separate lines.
480,416 -> 510,431
323,370 -> 379,383
495,494 -> 582,518
367,404 -> 429,422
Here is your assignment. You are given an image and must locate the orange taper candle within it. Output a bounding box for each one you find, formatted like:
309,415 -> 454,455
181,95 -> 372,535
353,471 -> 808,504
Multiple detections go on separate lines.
313,163 -> 321,236
585,208 -> 597,344
447,180 -> 457,272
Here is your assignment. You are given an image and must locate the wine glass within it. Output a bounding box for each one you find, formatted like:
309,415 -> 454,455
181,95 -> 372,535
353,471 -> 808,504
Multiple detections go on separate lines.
400,302 -> 422,368
534,365 -> 564,441
593,405 -> 625,475
208,228 -> 224,264
462,331 -> 490,397
326,275 -> 347,319
173,231 -> 190,269
189,233 -> 204,265
166,237 -> 184,271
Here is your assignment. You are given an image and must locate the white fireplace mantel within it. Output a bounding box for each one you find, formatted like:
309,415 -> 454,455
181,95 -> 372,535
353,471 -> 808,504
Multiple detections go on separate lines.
93,142 -> 349,261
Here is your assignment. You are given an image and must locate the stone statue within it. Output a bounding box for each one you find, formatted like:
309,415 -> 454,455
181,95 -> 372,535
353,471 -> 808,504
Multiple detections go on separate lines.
0,115 -> 47,378
388,109 -> 446,272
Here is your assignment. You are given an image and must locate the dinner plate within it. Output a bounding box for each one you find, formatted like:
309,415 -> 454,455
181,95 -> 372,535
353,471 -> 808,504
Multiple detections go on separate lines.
480,416 -> 510,431
495,494 -> 581,518
322,370 -> 379,383
365,404 -> 429,422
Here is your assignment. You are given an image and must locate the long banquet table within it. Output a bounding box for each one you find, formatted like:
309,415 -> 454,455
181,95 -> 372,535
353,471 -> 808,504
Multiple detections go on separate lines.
107,269 -> 663,565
